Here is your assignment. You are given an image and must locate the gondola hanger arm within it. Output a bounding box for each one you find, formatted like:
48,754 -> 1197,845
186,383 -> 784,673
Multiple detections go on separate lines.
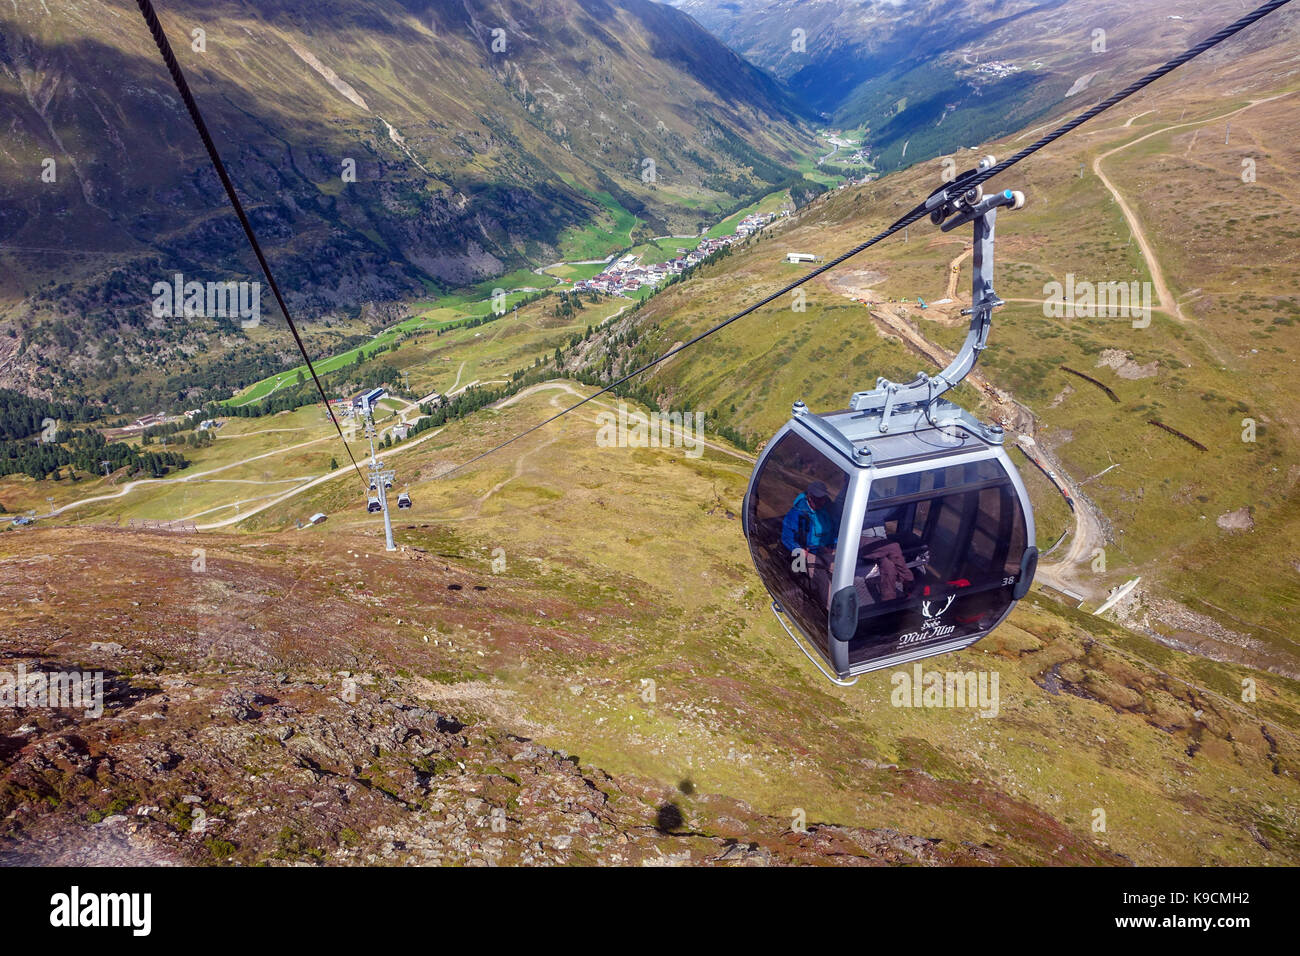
849,176 -> 1025,434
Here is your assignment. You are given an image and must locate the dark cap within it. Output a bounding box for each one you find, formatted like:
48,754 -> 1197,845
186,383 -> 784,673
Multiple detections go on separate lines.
806,480 -> 829,500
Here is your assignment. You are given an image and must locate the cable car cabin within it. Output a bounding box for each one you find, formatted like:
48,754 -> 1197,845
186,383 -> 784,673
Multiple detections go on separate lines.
367,496 -> 382,513
744,399 -> 1037,681
396,492 -> 412,509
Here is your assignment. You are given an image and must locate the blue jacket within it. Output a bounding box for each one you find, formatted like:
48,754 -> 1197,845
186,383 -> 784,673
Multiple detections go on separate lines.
781,493 -> 838,553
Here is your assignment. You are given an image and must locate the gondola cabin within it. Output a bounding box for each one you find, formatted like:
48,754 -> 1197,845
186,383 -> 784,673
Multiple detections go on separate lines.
744,398 -> 1036,682
742,177 -> 1036,682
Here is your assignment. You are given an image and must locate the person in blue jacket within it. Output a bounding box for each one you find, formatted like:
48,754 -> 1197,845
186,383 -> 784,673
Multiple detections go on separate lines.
781,480 -> 839,562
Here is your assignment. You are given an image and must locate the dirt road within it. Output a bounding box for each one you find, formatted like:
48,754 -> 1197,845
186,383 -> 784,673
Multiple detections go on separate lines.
1090,92 -> 1297,325
1027,437 -> 1106,599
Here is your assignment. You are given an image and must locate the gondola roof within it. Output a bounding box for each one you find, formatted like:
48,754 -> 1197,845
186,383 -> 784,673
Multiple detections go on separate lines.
792,399 -> 1002,470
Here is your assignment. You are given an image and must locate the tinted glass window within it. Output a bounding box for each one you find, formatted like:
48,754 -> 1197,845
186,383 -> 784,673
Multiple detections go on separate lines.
747,430 -> 850,653
846,457 -> 1028,669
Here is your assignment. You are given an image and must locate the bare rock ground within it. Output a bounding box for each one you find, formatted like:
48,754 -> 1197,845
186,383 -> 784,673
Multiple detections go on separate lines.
1096,349 -> 1158,380
1216,507 -> 1254,533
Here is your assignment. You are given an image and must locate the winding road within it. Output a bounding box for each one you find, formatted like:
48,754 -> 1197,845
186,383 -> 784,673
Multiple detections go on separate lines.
1089,92 -> 1296,325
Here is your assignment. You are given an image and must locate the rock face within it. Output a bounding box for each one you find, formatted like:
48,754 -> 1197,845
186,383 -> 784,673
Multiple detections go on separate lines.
1216,508 -> 1254,532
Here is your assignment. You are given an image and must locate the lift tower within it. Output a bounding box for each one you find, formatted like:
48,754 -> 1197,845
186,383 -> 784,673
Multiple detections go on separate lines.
362,399 -> 396,552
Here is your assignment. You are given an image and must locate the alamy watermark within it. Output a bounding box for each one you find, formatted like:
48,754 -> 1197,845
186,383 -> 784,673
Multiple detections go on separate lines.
1,665 -> 104,718
1043,274 -> 1152,328
595,403 -> 706,459
890,663 -> 999,718
151,272 -> 261,328
49,886 -> 151,936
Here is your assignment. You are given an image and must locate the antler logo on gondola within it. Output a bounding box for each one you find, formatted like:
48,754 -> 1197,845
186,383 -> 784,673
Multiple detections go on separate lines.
922,596 -> 955,619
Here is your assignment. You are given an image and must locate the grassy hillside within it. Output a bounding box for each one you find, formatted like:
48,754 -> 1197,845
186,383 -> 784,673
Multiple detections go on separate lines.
676,0 -> 1300,173
7,380 -> 1297,864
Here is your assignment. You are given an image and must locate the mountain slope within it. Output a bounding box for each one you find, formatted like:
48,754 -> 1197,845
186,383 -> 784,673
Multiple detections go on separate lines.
0,0 -> 814,405
2,397 -> 1295,864
2,525 -> 1035,866
673,0 -> 1293,170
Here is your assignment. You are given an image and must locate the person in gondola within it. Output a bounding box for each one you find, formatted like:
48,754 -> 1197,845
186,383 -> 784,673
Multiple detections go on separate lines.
781,480 -> 840,600
855,508 -> 914,601
782,486 -> 915,605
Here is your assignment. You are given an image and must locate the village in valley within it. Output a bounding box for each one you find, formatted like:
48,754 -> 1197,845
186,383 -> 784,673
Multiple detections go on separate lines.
569,210 -> 781,297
